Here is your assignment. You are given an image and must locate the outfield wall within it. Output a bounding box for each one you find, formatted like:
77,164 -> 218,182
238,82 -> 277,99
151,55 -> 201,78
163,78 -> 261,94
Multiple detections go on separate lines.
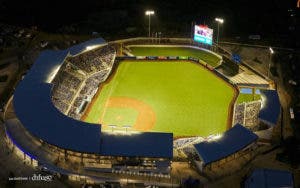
126,44 -> 222,60
125,44 -> 222,67
109,37 -> 218,60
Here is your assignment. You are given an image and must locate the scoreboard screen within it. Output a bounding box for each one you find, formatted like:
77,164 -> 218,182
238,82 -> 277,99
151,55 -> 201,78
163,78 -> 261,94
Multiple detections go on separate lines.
194,25 -> 213,45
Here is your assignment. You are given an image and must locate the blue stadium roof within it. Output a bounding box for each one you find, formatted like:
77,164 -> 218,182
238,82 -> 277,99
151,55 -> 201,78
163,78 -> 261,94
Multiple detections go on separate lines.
245,169 -> 294,188
101,132 -> 173,158
13,38 -> 173,158
194,124 -> 258,165
13,39 -> 105,153
68,38 -> 106,56
258,89 -> 281,126
14,83 -> 102,153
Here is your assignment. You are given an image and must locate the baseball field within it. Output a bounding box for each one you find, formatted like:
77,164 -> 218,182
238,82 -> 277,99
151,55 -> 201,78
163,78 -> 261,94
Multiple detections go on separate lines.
83,60 -> 235,137
128,46 -> 221,67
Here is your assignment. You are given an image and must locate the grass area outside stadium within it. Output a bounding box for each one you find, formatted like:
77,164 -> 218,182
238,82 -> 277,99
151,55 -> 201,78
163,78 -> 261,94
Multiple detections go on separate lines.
236,93 -> 261,104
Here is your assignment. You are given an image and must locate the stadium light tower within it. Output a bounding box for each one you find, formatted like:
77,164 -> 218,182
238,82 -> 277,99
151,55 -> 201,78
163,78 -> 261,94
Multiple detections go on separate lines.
215,17 -> 224,46
268,47 -> 274,78
145,10 -> 155,37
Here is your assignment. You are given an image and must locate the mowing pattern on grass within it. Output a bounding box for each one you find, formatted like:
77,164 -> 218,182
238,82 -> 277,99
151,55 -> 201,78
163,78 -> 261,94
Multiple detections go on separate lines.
84,60 -> 234,137
129,46 -> 221,67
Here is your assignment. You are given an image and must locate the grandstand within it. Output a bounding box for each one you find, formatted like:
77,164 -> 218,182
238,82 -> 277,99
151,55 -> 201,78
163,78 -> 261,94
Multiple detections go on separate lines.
233,100 -> 261,130
51,45 -> 116,119
233,88 -> 280,131
234,88 -> 260,130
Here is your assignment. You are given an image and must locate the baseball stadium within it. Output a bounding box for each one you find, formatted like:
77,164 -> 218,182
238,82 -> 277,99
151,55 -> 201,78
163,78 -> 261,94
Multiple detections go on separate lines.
3,37 -> 281,184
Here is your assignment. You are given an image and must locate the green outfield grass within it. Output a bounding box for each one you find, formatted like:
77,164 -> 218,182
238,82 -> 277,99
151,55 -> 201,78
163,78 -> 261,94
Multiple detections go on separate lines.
236,93 -> 261,104
128,46 -> 221,67
84,60 -> 235,137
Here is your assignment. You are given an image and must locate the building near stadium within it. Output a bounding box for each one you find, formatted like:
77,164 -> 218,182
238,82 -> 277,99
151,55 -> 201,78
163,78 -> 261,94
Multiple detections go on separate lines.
3,37 -> 282,183
244,168 -> 294,188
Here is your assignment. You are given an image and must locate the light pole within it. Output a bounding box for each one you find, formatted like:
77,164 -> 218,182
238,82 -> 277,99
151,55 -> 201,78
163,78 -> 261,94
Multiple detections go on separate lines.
268,47 -> 274,78
215,18 -> 224,46
108,125 -> 116,132
123,125 -> 131,133
145,10 -> 155,37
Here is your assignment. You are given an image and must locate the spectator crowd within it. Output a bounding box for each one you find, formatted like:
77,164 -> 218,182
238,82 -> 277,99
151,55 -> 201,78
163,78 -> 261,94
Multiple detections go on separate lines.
233,101 -> 261,130
51,45 -> 116,119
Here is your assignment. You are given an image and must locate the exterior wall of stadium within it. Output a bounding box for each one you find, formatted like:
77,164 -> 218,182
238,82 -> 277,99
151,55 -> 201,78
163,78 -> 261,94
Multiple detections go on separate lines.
2,37 -> 280,183
4,117 -> 171,185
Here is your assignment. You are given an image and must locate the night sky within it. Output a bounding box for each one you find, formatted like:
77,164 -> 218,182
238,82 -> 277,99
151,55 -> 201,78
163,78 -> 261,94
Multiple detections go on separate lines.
0,0 -> 298,38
